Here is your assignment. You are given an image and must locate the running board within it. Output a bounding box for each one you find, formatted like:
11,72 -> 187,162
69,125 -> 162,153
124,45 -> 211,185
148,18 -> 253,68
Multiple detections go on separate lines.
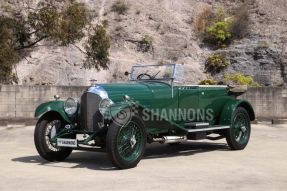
186,126 -> 230,133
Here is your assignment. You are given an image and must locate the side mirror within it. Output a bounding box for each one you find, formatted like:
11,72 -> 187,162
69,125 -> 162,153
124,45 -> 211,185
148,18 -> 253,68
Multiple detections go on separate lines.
124,71 -> 130,76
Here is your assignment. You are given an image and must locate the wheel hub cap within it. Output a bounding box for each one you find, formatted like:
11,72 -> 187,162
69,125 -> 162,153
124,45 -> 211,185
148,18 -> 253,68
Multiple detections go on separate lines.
130,135 -> 137,149
241,126 -> 247,133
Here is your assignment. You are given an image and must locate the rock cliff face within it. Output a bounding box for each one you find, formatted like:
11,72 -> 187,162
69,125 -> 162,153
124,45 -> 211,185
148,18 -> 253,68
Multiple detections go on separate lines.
214,38 -> 287,86
1,0 -> 287,86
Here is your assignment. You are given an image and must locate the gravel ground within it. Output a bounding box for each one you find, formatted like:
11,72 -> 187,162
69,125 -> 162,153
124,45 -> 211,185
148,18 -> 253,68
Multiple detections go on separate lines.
0,123 -> 286,191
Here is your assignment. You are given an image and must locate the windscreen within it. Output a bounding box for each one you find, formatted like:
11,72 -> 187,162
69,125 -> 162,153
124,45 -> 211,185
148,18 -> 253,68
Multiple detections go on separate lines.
130,65 -> 175,81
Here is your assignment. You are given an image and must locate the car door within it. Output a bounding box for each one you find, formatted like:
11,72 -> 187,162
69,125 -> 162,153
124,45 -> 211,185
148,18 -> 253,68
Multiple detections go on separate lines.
198,87 -> 229,124
177,86 -> 200,123
149,83 -> 178,121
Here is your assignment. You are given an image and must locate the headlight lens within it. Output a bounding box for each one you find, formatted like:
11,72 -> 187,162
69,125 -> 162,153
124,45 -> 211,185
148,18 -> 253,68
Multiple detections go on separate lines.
99,98 -> 113,115
64,97 -> 78,116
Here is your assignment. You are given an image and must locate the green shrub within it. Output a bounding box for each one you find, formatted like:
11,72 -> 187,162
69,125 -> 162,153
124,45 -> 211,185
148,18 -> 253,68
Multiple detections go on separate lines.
199,78 -> 217,85
207,20 -> 232,45
84,24 -> 111,70
111,0 -> 129,15
138,35 -> 153,52
224,73 -> 261,87
205,54 -> 230,73
195,4 -> 250,46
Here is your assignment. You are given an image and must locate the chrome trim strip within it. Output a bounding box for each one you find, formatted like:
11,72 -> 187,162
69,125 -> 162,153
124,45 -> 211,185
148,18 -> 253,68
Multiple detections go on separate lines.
187,126 -> 230,133
185,122 -> 210,127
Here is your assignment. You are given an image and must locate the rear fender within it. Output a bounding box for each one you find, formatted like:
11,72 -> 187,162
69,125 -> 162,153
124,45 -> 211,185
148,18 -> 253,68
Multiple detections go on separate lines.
219,99 -> 255,125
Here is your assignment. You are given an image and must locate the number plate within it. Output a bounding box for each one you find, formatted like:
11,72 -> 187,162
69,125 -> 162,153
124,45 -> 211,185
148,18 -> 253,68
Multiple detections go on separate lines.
57,138 -> 77,148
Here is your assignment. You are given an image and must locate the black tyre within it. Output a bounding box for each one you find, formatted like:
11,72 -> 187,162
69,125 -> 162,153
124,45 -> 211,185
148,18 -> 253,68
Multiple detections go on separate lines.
226,107 -> 251,150
34,116 -> 73,162
106,115 -> 146,169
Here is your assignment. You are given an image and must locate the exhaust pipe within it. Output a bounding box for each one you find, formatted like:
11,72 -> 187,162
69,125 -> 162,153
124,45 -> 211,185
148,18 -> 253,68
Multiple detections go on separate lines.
153,136 -> 187,144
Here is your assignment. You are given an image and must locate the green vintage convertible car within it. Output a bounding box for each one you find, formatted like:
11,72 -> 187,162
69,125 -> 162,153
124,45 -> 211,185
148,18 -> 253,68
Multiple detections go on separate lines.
34,64 -> 255,169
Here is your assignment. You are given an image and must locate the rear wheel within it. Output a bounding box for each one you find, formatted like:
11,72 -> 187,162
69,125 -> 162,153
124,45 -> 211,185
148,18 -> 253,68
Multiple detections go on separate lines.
226,107 -> 251,150
106,115 -> 146,169
34,116 -> 73,161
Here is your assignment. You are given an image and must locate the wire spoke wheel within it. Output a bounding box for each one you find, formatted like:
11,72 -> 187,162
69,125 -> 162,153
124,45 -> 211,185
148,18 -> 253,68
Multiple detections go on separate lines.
117,122 -> 143,161
44,120 -> 61,152
233,113 -> 249,144
226,107 -> 251,150
106,115 -> 146,169
34,116 -> 73,162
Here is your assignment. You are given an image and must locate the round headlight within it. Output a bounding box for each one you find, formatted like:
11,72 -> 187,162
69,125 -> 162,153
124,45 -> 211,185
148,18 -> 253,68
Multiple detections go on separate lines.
99,98 -> 113,115
64,97 -> 78,116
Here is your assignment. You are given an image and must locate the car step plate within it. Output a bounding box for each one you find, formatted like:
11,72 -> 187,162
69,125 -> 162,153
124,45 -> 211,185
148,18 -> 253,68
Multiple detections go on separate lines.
57,138 -> 78,148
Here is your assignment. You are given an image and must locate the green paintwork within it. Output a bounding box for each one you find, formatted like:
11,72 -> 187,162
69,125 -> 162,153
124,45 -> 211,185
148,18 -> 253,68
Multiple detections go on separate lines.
219,99 -> 255,125
34,81 -> 255,135
34,100 -> 71,123
99,82 -> 254,133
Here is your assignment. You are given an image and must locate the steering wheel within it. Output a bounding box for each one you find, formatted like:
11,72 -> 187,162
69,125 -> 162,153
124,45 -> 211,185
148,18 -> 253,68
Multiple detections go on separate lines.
137,73 -> 152,80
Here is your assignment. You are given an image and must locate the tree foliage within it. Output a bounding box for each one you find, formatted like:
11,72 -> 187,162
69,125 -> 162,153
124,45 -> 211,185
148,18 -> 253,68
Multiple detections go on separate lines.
84,25 -> 111,70
0,16 -> 22,83
0,0 -> 110,84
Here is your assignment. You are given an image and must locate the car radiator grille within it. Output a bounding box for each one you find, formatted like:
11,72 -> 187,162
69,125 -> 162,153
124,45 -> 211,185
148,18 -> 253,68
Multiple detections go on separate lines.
80,92 -> 103,132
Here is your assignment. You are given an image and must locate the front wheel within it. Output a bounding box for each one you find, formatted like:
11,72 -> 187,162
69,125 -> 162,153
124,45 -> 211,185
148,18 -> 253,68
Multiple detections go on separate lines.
226,107 -> 251,150
106,115 -> 146,169
34,116 -> 73,161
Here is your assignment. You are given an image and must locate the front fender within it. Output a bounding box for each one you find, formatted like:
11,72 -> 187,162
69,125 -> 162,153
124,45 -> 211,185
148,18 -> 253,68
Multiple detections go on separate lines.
219,99 -> 255,125
34,100 -> 71,123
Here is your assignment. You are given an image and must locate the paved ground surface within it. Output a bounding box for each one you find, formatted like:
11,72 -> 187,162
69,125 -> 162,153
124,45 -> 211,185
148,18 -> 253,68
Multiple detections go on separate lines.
0,123 -> 287,191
